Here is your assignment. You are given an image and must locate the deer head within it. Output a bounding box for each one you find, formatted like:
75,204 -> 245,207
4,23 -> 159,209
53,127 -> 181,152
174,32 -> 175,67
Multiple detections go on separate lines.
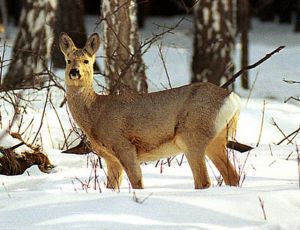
59,32 -> 100,87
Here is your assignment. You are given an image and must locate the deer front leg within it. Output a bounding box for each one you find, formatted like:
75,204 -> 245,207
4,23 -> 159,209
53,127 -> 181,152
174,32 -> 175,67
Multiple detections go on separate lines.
106,159 -> 123,190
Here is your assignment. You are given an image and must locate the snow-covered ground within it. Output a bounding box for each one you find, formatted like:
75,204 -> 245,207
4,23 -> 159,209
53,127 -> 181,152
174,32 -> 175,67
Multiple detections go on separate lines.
1,16 -> 300,229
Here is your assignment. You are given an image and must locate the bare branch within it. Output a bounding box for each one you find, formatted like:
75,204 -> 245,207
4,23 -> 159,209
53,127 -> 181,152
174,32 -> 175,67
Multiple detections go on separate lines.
283,78 -> 300,84
256,100 -> 266,147
277,126 -> 300,145
222,46 -> 285,89
296,145 -> 300,188
272,118 -> 293,144
258,196 -> 267,220
31,82 -> 51,144
158,44 -> 172,89
284,96 -> 300,103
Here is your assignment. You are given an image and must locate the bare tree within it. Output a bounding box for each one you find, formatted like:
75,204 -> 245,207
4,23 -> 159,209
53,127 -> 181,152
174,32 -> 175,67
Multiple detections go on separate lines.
191,0 -> 235,87
0,0 -> 8,37
239,0 -> 250,89
2,0 -> 57,90
295,0 -> 300,32
51,0 -> 87,68
101,0 -> 148,94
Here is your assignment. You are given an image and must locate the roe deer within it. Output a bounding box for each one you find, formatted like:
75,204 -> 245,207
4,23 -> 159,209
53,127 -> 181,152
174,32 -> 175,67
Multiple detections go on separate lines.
59,32 -> 240,189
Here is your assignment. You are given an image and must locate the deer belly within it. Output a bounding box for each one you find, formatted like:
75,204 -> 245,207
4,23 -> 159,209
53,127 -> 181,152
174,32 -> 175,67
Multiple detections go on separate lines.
137,140 -> 182,162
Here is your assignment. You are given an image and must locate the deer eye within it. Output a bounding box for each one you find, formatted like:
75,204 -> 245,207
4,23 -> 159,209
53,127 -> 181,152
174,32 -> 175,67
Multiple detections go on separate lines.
67,60 -> 71,64
83,60 -> 89,64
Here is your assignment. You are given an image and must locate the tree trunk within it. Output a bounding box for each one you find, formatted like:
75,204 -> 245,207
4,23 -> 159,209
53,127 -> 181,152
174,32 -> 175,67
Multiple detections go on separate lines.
51,0 -> 87,69
276,0 -> 292,24
257,1 -> 275,22
102,0 -> 148,95
240,0 -> 249,89
191,0 -> 235,87
295,0 -> 300,32
137,0 -> 152,28
2,0 -> 57,90
0,0 -> 8,37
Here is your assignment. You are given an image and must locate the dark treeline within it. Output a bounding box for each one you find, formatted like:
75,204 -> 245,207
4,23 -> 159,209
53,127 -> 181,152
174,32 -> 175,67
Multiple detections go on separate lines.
4,0 -> 300,30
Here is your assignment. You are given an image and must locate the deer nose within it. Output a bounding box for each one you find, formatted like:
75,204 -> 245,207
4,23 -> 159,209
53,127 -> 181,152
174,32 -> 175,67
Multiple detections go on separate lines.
69,68 -> 80,79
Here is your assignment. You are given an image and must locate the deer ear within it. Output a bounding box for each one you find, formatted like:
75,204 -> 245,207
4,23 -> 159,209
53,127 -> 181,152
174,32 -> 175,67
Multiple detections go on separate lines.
84,33 -> 100,56
59,32 -> 76,56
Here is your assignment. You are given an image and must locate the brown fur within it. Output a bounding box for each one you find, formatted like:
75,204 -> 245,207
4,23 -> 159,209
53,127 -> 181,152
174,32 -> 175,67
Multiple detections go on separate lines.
59,33 -> 240,189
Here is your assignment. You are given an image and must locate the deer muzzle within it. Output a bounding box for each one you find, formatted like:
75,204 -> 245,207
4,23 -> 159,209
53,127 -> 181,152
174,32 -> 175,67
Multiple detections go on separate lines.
69,68 -> 81,80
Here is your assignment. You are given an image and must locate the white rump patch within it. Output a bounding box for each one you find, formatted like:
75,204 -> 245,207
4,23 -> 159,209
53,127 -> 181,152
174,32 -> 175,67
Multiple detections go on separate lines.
214,92 -> 241,135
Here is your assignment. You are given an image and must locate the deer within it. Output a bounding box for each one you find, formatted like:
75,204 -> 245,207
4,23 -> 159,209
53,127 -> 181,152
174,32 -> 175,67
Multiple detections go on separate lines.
59,32 -> 241,190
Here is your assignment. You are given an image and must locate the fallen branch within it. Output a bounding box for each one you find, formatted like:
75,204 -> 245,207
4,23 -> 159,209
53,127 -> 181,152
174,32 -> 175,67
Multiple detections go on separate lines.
227,140 -> 253,153
284,96 -> 300,103
62,139 -> 92,155
0,131 -> 54,175
222,46 -> 285,89
132,191 -> 153,204
0,147 -> 53,175
283,79 -> 300,84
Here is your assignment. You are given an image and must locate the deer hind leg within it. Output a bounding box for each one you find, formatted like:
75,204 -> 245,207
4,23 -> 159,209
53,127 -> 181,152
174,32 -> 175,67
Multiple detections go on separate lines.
113,140 -> 144,189
206,129 -> 239,186
177,135 -> 211,189
106,159 -> 123,190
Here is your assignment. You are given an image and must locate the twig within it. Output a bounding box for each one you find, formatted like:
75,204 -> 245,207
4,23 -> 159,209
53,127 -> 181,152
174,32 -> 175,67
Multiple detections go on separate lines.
285,151 -> 294,160
176,154 -> 185,166
268,160 -> 276,167
179,0 -> 190,13
239,151 -> 251,187
268,144 -> 273,157
277,126 -> 300,145
9,142 -> 25,151
158,44 -> 172,89
284,96 -> 300,103
246,70 -> 259,107
272,118 -> 293,144
132,191 -> 153,204
0,41 -> 7,85
49,94 -> 69,149
296,144 -> 300,188
10,132 -> 39,151
2,182 -> 11,199
256,100 -> 266,147
206,158 -> 222,186
31,84 -> 50,144
222,46 -> 285,89
167,156 -> 175,167
283,79 -> 300,84
258,196 -> 267,220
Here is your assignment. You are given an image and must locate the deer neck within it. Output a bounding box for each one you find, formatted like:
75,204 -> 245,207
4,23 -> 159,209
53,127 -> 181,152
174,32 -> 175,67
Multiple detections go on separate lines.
67,82 -> 97,105
65,78 -> 98,129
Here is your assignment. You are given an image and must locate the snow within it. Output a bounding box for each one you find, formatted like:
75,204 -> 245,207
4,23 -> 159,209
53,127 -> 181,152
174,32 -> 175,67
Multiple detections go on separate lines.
1,16 -> 300,229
